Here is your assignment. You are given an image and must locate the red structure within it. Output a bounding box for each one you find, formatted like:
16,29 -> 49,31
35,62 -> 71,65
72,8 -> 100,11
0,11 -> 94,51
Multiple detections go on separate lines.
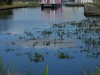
41,0 -> 62,9
41,0 -> 62,4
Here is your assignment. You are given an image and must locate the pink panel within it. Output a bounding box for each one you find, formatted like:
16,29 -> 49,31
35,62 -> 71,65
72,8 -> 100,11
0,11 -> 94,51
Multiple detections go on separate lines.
55,0 -> 58,3
47,0 -> 50,3
55,0 -> 62,3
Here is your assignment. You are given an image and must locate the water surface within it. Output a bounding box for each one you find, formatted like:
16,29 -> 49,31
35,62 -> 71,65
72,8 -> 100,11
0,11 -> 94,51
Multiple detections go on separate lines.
0,4 -> 100,75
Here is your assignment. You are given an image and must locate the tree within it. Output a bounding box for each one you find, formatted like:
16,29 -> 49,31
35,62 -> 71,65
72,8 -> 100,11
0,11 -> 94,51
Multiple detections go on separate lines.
0,0 -> 12,5
0,0 -> 7,4
7,0 -> 12,5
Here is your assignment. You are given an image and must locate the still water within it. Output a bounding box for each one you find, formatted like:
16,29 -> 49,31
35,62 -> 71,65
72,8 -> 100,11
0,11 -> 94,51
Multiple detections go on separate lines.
0,7 -> 85,34
0,4 -> 100,75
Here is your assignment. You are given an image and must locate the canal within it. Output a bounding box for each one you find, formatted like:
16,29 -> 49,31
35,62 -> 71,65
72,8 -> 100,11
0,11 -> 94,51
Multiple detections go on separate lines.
0,2 -> 100,75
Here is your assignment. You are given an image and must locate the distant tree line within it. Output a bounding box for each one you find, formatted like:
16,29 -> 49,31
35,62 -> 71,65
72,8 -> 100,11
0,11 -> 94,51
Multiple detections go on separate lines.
0,0 -> 12,5
0,0 -> 42,5
13,0 -> 41,2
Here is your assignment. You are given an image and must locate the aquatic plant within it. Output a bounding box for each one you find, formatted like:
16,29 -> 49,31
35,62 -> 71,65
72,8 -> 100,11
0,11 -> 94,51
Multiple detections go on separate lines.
25,52 -> 44,62
41,30 -> 52,37
24,31 -> 33,36
16,53 -> 22,56
66,18 -> 100,58
34,52 -> 44,63
5,48 -> 15,52
53,23 -> 66,28
19,36 -> 24,39
12,41 -> 16,45
58,51 -> 74,59
33,42 -> 38,47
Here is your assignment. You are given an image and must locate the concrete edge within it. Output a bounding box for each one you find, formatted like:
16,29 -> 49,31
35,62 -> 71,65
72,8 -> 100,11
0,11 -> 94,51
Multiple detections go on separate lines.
84,3 -> 100,16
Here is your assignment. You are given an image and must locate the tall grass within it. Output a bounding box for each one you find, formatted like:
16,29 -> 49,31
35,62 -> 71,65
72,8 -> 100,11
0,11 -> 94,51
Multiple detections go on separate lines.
0,57 -> 17,75
0,57 -> 48,75
45,65 -> 48,75
0,57 -> 5,75
1,57 -> 99,75
34,65 -> 49,75
81,67 -> 100,75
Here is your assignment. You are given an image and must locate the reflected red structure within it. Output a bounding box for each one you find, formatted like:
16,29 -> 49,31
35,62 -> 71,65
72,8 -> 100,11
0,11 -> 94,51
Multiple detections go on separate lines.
42,7 -> 62,21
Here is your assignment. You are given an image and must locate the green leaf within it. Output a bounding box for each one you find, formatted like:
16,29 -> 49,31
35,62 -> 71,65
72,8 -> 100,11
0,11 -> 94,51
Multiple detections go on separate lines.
45,65 -> 48,75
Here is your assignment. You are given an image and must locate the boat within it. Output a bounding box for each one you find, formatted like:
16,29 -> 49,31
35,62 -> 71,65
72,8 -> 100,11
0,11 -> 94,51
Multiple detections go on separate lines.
41,0 -> 62,9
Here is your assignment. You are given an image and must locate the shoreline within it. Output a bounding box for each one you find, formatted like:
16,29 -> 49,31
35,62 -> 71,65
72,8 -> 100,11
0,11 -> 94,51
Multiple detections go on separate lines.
0,2 -> 40,11
0,5 -> 27,11
84,3 -> 100,16
0,2 -> 100,17
64,2 -> 84,7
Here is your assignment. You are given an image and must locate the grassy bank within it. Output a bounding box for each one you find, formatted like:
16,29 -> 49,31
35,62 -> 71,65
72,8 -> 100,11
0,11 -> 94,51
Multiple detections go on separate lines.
84,3 -> 100,16
13,1 -> 41,7
0,1 -> 40,11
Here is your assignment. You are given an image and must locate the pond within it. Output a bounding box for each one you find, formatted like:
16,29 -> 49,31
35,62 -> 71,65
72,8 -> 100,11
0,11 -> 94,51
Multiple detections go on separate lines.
0,4 -> 100,75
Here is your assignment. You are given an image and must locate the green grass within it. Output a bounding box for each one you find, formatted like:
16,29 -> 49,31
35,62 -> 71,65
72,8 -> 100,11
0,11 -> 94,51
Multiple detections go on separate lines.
81,67 -> 100,75
0,1 -> 40,9
0,57 -> 18,75
1,56 -> 100,75
0,57 -> 48,75
45,65 -> 48,75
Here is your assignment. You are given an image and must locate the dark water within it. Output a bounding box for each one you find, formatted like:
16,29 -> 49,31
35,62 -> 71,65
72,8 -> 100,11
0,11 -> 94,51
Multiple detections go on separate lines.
0,6 -> 100,75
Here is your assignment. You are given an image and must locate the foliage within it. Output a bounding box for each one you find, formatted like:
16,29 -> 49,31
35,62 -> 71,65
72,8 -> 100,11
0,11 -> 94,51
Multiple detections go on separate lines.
81,66 -> 100,75
0,0 -> 12,5
45,65 -> 48,75
58,51 -> 74,59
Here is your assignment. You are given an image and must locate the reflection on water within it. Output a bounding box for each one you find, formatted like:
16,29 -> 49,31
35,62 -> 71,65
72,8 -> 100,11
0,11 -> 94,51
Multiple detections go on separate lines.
0,10 -> 13,19
0,5 -> 100,75
0,16 -> 100,75
41,6 -> 85,22
0,10 -> 13,33
63,7 -> 85,21
42,7 -> 62,21
0,6 -> 85,34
